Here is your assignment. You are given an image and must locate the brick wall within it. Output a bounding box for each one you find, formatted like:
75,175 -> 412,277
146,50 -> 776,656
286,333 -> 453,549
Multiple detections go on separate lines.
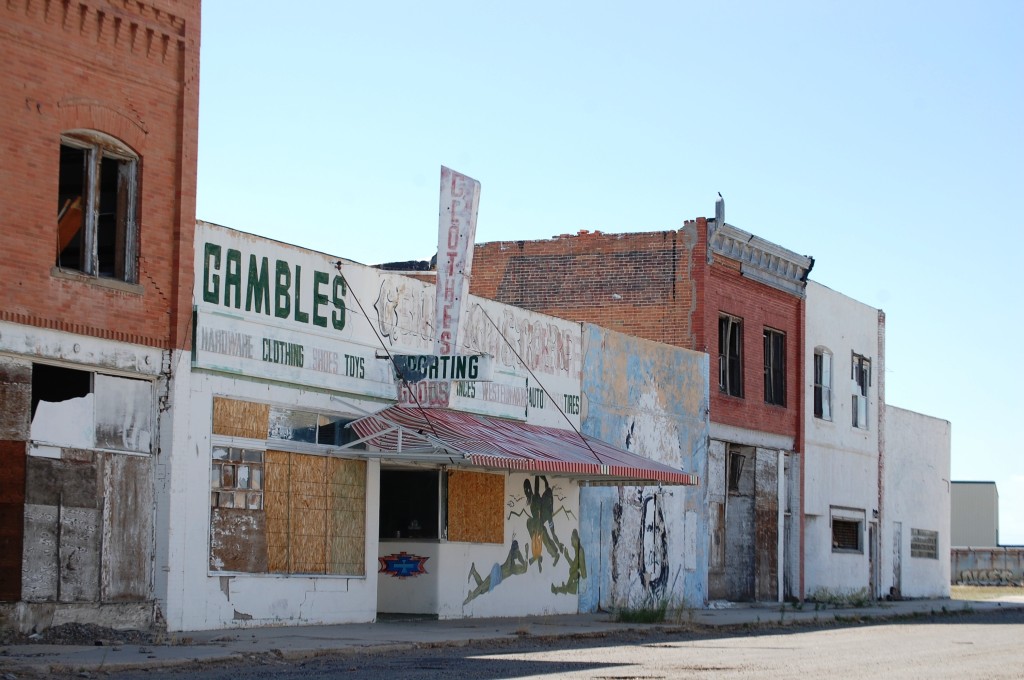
0,0 -> 200,350
471,216 -> 804,443
472,227 -> 701,348
703,259 -> 803,439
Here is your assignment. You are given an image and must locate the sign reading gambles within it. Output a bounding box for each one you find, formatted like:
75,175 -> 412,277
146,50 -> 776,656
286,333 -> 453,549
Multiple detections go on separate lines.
193,232 -> 394,399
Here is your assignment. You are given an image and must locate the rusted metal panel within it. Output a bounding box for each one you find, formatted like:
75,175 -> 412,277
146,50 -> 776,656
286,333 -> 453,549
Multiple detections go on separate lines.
0,443 -> 25,600
209,508 -> 268,573
0,358 -> 31,440
0,440 -> 27,504
101,453 -> 151,601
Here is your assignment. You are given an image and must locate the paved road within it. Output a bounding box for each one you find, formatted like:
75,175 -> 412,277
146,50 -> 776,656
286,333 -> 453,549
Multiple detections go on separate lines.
70,608 -> 1024,680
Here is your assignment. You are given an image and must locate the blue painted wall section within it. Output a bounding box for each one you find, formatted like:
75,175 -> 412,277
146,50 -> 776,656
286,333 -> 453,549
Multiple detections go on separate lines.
578,324 -> 709,611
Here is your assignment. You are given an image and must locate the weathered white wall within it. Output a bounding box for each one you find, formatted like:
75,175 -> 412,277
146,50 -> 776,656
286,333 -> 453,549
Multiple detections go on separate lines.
578,325 -> 709,612
1,321 -> 165,633
158,367 -> 382,632
457,473 -> 581,619
803,282 -> 882,599
375,472 -> 582,620
882,405 -> 951,598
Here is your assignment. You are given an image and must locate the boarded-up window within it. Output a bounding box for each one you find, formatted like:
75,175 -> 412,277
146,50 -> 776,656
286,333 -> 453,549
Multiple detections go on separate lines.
911,528 -> 938,559
447,470 -> 503,543
212,449 -> 365,576
212,397 -> 269,440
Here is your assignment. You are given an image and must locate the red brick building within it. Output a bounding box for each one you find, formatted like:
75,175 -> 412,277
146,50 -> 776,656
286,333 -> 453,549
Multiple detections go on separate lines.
0,0 -> 199,630
471,198 -> 813,601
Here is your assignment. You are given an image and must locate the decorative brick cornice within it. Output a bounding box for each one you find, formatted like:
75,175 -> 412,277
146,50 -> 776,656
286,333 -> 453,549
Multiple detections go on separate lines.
3,0 -> 187,68
708,221 -> 814,298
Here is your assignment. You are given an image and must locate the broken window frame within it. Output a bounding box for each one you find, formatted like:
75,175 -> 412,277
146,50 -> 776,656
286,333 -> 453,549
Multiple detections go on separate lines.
727,450 -> 746,494
851,353 -> 871,429
763,327 -> 786,406
57,131 -> 139,283
30,363 -> 153,454
210,445 -> 265,510
718,314 -> 744,398
813,348 -> 832,420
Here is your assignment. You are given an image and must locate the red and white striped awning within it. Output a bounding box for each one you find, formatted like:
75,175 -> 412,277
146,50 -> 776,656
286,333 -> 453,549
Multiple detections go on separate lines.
348,406 -> 698,486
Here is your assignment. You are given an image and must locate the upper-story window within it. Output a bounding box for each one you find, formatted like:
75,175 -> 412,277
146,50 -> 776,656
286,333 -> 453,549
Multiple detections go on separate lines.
851,352 -> 871,429
814,348 -> 832,420
718,314 -> 743,398
763,328 -> 786,406
57,131 -> 139,282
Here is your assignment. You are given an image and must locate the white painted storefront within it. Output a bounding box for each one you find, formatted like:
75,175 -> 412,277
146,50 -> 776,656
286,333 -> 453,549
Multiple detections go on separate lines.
882,405 -> 951,599
803,281 -> 883,599
157,221 -> 601,631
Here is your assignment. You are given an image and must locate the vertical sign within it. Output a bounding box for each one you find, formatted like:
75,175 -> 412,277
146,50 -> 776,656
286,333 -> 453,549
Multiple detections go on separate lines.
434,166 -> 481,370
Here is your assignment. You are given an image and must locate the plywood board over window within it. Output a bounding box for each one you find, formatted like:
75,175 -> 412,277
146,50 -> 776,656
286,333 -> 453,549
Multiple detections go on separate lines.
212,398 -> 269,440
447,470 -> 504,544
262,450 -> 366,576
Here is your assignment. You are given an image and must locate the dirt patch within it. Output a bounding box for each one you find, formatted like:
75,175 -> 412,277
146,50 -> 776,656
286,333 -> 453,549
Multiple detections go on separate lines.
0,622 -> 166,647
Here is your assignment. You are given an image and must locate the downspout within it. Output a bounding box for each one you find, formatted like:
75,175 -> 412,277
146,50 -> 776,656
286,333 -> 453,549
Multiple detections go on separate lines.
798,270 -> 811,602
778,449 -> 786,603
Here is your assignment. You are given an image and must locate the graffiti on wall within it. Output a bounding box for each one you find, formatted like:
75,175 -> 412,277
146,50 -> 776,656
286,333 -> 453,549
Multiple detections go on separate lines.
379,552 -> 429,579
464,475 -> 584,603
612,488 -> 670,599
957,569 -> 1022,586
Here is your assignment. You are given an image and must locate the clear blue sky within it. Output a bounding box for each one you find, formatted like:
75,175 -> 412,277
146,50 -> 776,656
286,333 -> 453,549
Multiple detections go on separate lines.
197,2 -> 1024,543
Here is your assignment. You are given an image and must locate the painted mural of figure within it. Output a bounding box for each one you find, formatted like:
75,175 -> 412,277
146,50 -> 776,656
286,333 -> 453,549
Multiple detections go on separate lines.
551,529 -> 587,595
639,492 -> 669,596
464,539 -> 528,604
511,476 -> 563,572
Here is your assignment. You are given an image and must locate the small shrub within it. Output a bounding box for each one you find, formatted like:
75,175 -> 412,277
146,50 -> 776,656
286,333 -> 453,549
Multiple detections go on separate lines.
615,599 -> 668,624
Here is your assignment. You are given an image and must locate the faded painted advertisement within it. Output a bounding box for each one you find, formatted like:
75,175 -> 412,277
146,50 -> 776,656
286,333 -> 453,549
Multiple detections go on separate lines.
194,221 -> 581,426
577,324 -> 709,611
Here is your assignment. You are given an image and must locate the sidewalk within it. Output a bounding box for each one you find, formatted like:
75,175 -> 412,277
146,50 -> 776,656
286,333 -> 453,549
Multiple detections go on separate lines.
3,596 -> 1023,677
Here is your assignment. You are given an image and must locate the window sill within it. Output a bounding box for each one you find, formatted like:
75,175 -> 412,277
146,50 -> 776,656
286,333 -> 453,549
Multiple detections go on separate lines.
51,267 -> 144,295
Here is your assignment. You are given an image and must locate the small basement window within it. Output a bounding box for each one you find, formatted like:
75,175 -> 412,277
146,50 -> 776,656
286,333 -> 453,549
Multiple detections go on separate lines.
831,507 -> 864,553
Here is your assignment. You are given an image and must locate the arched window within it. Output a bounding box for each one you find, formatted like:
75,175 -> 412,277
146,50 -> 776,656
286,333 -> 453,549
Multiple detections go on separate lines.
813,347 -> 832,420
57,130 -> 139,282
